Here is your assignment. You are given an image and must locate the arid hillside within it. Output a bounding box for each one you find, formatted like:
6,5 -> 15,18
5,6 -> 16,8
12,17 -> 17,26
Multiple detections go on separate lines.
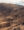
0,3 -> 24,30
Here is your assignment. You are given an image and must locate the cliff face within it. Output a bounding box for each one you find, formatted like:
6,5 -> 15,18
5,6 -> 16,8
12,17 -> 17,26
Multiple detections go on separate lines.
0,3 -> 24,30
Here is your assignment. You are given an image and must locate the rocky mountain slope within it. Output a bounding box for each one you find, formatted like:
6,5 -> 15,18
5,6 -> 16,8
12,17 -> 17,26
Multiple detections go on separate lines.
0,3 -> 24,30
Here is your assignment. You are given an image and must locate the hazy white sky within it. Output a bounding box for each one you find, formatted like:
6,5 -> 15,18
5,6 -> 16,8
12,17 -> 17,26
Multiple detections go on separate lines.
0,0 -> 22,3
0,0 -> 24,6
0,0 -> 24,3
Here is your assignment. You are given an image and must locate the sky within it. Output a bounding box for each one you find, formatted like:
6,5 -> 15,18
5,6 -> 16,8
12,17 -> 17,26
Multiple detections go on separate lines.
0,0 -> 22,3
0,0 -> 24,6
0,0 -> 23,3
